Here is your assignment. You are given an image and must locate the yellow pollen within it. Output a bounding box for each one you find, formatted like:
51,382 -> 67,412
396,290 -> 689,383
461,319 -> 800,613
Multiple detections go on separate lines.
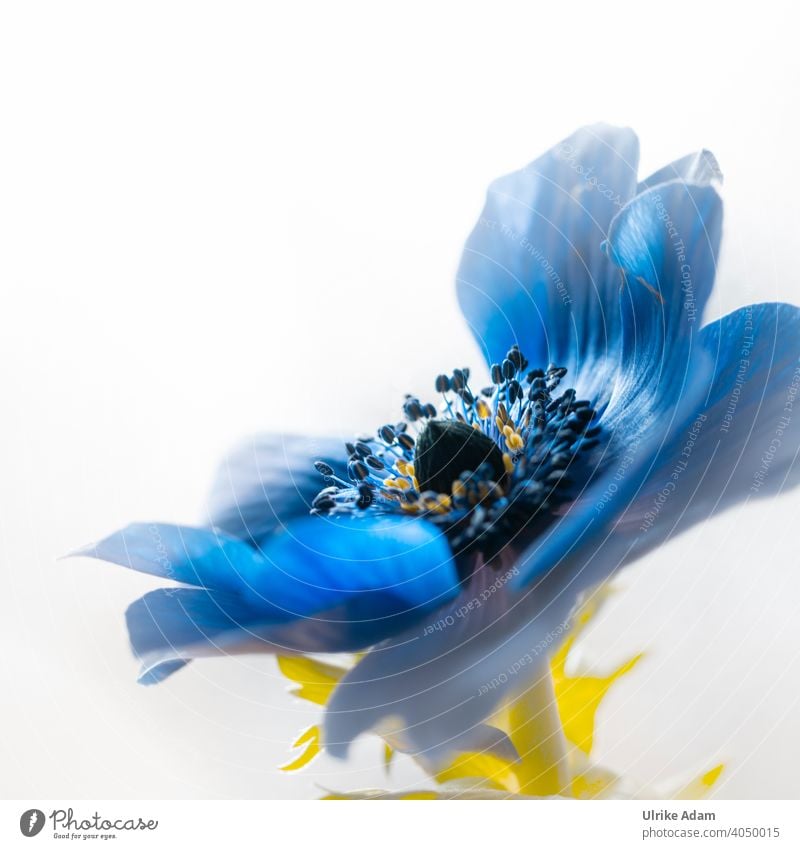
396,460 -> 416,477
503,453 -> 515,474
427,495 -> 451,516
476,400 -> 491,419
506,432 -> 524,451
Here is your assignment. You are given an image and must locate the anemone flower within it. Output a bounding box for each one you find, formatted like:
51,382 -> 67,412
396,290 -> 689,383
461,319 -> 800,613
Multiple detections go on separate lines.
74,124 -> 800,776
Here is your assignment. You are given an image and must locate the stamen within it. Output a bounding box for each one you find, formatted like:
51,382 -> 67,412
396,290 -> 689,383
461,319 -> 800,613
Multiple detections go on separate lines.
311,345 -> 602,565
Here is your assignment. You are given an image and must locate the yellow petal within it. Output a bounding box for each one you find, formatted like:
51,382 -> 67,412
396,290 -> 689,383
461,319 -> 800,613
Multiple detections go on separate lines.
276,655 -> 347,706
552,651 -> 643,755
322,790 -> 443,800
435,752 -> 517,793
570,764 -> 620,799
279,725 -> 322,771
397,792 -> 440,800
673,764 -> 725,800
549,586 -> 641,756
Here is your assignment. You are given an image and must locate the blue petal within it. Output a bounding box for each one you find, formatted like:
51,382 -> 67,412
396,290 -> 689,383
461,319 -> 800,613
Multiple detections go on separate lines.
79,516 -> 461,681
127,587 -> 269,657
603,181 -> 722,326
324,560 -> 568,764
126,586 -> 276,684
255,515 -> 459,622
638,149 -> 722,193
514,303 -> 800,590
72,523 -> 272,596
456,124 -> 639,385
600,179 -> 722,430
139,659 -> 188,685
78,517 -> 458,617
205,433 -> 347,546
510,344 -> 716,589
130,582 -> 464,685
620,302 -> 800,552
507,179 -> 723,588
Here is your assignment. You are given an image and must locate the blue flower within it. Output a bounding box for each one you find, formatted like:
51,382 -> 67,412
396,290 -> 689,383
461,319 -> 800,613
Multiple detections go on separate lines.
74,125 -> 800,766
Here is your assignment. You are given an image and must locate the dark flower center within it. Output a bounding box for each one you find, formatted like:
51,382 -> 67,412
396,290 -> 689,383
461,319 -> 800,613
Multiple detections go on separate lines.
414,419 -> 506,495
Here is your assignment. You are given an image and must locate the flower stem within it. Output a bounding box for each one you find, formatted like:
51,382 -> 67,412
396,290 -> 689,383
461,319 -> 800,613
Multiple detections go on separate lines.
507,669 -> 570,797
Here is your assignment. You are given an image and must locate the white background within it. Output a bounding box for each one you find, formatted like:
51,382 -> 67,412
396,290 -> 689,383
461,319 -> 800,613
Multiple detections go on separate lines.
2,1 -> 800,800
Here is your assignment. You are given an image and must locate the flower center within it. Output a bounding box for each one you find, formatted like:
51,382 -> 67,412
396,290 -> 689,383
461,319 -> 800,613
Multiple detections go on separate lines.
414,419 -> 506,495
311,344 -> 602,566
